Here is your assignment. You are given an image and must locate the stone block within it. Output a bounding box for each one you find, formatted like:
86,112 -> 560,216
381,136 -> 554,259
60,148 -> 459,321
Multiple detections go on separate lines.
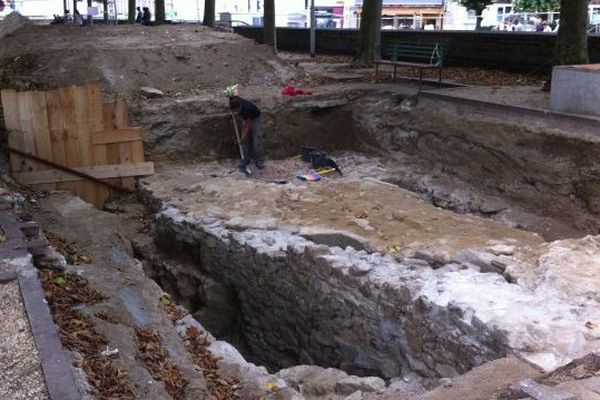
510,379 -> 576,400
20,221 -> 40,238
551,64 -> 600,117
580,376 -> 600,394
335,376 -> 386,395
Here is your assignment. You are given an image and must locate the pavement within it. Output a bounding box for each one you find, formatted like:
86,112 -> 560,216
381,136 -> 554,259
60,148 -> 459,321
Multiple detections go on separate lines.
0,281 -> 49,400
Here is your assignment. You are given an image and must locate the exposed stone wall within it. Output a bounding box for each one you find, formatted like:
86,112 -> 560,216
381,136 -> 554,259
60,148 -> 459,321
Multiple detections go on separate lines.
149,207 -> 512,380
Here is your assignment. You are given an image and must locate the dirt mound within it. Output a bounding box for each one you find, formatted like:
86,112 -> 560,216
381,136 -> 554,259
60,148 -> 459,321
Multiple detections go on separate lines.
0,12 -> 31,39
0,23 -> 298,95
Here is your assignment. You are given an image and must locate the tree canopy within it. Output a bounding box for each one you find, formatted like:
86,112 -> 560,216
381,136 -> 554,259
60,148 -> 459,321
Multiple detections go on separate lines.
513,0 -> 560,12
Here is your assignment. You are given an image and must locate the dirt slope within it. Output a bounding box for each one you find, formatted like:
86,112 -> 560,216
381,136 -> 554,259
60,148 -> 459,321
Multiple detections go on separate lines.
0,19 -> 298,95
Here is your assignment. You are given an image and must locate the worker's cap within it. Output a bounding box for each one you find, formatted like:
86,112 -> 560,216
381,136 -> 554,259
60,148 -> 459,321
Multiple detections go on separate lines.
223,84 -> 239,98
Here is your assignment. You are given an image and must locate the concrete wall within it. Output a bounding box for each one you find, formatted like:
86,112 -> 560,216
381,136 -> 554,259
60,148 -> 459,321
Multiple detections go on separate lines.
234,27 -> 600,71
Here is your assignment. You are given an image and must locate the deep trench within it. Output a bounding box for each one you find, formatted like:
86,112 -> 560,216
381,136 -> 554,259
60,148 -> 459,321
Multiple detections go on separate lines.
136,93 -> 599,382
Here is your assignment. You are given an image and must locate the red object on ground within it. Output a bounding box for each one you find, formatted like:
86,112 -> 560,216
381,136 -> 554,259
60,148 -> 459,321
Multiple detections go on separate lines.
281,84 -> 313,96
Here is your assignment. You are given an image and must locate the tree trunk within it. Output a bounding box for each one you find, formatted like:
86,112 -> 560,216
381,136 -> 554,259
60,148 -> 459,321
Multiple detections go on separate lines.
203,0 -> 215,27
103,0 -> 108,22
475,16 -> 483,30
556,0 -> 589,65
87,0 -> 92,25
155,0 -> 165,24
263,0 -> 276,52
354,0 -> 382,67
128,0 -> 135,23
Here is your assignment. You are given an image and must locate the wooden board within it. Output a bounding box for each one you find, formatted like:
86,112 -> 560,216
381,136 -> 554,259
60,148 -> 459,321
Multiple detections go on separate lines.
114,97 -> 135,190
14,162 -> 155,185
87,82 -> 110,206
72,85 -> 96,204
58,87 -> 82,195
101,100 -> 122,190
3,83 -> 153,209
30,92 -> 53,164
92,128 -> 143,145
45,90 -> 67,168
1,89 -> 24,172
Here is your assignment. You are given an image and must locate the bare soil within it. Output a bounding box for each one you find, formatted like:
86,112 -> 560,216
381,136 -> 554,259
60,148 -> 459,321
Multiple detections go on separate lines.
0,21 -> 299,95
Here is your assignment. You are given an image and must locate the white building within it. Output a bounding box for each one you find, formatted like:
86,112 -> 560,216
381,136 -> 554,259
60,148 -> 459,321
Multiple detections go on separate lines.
443,1 -> 512,30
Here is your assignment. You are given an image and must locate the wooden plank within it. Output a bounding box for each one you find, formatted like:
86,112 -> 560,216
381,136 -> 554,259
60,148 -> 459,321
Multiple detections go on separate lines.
87,82 -> 110,207
17,91 -> 38,172
1,89 -> 24,172
71,85 -> 96,205
102,101 -> 117,129
114,97 -> 135,190
14,162 -> 155,185
92,128 -> 143,145
114,97 -> 129,127
130,139 -> 145,163
30,92 -> 54,165
45,90 -> 67,167
101,101 -> 121,190
58,87 -> 82,195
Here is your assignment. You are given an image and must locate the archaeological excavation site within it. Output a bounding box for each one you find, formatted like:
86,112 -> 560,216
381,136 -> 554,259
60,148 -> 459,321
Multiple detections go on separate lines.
1,9 -> 600,400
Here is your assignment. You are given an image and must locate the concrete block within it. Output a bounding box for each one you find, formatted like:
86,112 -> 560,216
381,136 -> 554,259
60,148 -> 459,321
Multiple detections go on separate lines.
551,64 -> 600,117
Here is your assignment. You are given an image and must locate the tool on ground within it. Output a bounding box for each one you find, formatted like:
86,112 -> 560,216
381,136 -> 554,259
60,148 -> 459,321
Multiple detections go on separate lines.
297,173 -> 322,182
300,147 -> 343,176
316,167 -> 337,175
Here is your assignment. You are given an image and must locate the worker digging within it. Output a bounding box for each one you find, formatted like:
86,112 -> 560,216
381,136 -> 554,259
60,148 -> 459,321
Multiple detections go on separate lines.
225,84 -> 266,177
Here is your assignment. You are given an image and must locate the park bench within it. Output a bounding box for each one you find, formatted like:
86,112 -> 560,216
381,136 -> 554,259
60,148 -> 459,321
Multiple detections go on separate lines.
374,42 -> 444,90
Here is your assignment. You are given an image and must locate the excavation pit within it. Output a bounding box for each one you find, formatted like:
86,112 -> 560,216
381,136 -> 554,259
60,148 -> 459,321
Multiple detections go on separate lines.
134,86 -> 600,385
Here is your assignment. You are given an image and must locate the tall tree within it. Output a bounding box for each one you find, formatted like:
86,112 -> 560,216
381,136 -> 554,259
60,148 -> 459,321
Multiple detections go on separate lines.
513,0 -> 560,12
263,0 -> 276,51
128,0 -> 135,23
457,0 -> 494,30
556,0 -> 589,64
354,0 -> 382,67
203,0 -> 215,27
102,0 -> 108,22
155,0 -> 165,24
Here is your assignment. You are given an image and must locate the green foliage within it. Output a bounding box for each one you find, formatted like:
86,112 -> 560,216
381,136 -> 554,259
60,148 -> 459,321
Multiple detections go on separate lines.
513,0 -> 560,12
159,295 -> 171,307
456,0 -> 495,13
53,276 -> 67,286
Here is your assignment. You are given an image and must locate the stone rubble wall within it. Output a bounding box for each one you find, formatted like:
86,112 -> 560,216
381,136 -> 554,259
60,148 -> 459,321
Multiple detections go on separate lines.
149,205 -> 600,379
152,207 -> 512,380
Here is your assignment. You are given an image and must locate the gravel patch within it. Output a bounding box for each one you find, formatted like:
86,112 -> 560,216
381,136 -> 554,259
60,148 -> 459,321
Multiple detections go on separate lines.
0,281 -> 49,400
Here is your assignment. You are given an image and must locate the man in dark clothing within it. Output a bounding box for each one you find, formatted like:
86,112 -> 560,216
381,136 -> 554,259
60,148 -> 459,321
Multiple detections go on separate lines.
142,7 -> 151,25
229,96 -> 265,176
135,7 -> 143,23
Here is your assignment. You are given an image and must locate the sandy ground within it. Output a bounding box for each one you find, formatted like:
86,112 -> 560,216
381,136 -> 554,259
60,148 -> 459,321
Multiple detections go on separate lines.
0,281 -> 49,400
141,155 -> 545,262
